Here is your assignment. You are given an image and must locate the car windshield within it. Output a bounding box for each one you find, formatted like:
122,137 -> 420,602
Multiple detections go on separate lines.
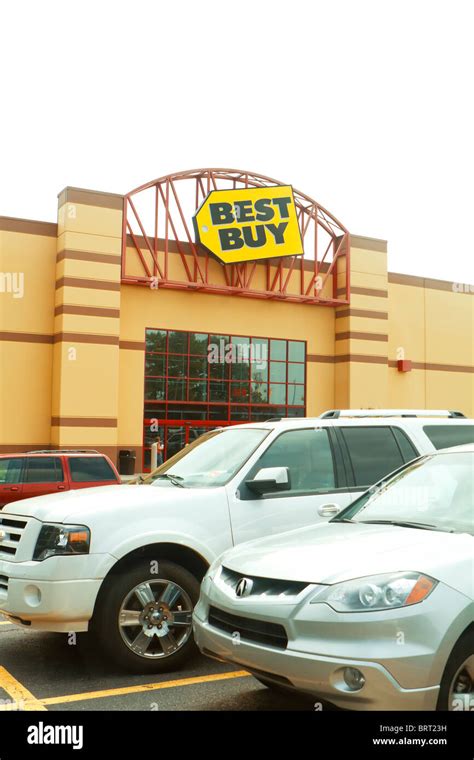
340,451 -> 474,534
144,427 -> 269,488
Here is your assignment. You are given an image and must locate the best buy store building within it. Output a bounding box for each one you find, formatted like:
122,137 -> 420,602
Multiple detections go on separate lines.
0,169 -> 472,470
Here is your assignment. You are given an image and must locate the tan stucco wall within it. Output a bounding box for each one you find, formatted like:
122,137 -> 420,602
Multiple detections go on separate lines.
387,279 -> 474,413
0,223 -> 57,447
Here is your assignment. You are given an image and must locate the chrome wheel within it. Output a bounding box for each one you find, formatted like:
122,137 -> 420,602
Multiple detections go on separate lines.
118,579 -> 193,659
449,654 -> 474,711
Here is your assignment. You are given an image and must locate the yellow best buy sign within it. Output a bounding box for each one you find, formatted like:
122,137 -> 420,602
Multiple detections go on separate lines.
193,185 -> 304,264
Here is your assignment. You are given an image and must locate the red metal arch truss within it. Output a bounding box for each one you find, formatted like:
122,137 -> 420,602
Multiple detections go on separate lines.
121,168 -> 350,305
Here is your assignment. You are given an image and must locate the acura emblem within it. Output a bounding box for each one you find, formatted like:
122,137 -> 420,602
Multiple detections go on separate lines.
235,577 -> 253,597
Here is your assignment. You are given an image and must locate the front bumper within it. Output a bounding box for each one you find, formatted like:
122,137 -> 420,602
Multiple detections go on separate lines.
192,574 -> 468,711
194,615 -> 438,710
0,554 -> 115,632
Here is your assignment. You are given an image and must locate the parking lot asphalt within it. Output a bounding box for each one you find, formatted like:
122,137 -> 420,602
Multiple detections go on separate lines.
0,615 -> 323,712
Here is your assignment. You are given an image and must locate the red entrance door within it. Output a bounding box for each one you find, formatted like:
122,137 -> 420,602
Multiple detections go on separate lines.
143,420 -> 228,469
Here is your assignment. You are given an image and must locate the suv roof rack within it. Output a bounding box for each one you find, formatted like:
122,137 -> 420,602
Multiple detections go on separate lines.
319,409 -> 466,419
27,449 -> 101,454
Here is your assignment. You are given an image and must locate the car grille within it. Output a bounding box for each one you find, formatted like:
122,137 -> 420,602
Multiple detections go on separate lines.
0,574 -> 8,592
220,566 -> 308,598
208,606 -> 288,650
0,516 -> 29,559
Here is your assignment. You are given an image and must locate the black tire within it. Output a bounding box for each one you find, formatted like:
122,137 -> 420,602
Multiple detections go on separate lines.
92,559 -> 200,674
437,633 -> 474,711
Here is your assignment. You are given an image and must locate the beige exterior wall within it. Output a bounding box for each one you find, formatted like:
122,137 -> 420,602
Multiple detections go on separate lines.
387,277 -> 474,413
0,221 -> 57,448
1,187 -> 472,470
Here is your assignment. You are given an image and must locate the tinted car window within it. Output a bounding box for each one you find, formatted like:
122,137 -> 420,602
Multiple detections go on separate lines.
392,427 -> 419,461
423,425 -> 474,450
341,427 -> 404,487
0,457 -> 24,484
25,457 -> 64,483
69,457 -> 116,483
249,428 -> 336,493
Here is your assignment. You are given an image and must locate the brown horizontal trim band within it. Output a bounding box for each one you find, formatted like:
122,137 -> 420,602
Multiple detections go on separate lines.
51,417 -> 118,428
119,340 -> 146,351
56,276 -> 121,291
388,272 -> 425,288
307,353 -> 388,364
307,354 -> 335,363
336,286 -> 388,298
0,216 -> 57,237
336,308 -> 388,320
388,360 -> 474,374
126,235 -> 193,256
0,331 -> 121,349
348,234 -> 387,253
388,272 -> 474,294
335,331 -> 389,342
55,305 -> 121,319
125,236 -> 332,274
335,354 -> 388,364
0,331 -> 53,344
58,187 -> 124,211
53,332 -> 119,345
0,443 -> 133,453
57,249 -> 122,266
0,445 -> 51,454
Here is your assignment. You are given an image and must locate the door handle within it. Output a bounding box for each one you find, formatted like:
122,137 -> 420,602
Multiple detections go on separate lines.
57,485 -> 66,490
317,503 -> 341,517
9,486 -> 19,492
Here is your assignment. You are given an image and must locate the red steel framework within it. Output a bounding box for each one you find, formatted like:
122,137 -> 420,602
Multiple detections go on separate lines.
121,168 -> 350,305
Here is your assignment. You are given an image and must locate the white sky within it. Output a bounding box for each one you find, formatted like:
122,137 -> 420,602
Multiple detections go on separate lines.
1,0 -> 473,283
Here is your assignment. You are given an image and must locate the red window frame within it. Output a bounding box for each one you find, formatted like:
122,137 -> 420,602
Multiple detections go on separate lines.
143,329 -> 306,469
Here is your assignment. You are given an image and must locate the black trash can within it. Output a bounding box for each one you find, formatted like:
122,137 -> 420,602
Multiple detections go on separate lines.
118,449 -> 136,476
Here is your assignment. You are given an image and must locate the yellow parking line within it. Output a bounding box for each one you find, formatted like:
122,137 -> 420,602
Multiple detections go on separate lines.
0,666 -> 251,710
41,670 -> 251,706
0,666 -> 48,711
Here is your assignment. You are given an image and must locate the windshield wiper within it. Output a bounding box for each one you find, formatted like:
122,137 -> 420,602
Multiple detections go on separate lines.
357,519 -> 439,531
154,473 -> 186,488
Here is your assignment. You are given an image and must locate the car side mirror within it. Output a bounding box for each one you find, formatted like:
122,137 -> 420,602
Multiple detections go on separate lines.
245,466 -> 291,495
317,502 -> 341,517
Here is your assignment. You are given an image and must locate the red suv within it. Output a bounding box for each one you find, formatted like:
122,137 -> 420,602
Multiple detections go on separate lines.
0,450 -> 121,509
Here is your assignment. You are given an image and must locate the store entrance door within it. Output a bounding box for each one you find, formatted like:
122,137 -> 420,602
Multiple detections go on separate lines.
163,422 -> 224,460
144,419 -> 227,467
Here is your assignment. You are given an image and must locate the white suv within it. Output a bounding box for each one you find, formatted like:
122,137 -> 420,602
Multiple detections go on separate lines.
0,410 -> 472,673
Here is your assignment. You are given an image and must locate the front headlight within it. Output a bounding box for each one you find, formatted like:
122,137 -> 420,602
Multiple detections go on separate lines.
310,572 -> 437,612
33,524 -> 91,561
